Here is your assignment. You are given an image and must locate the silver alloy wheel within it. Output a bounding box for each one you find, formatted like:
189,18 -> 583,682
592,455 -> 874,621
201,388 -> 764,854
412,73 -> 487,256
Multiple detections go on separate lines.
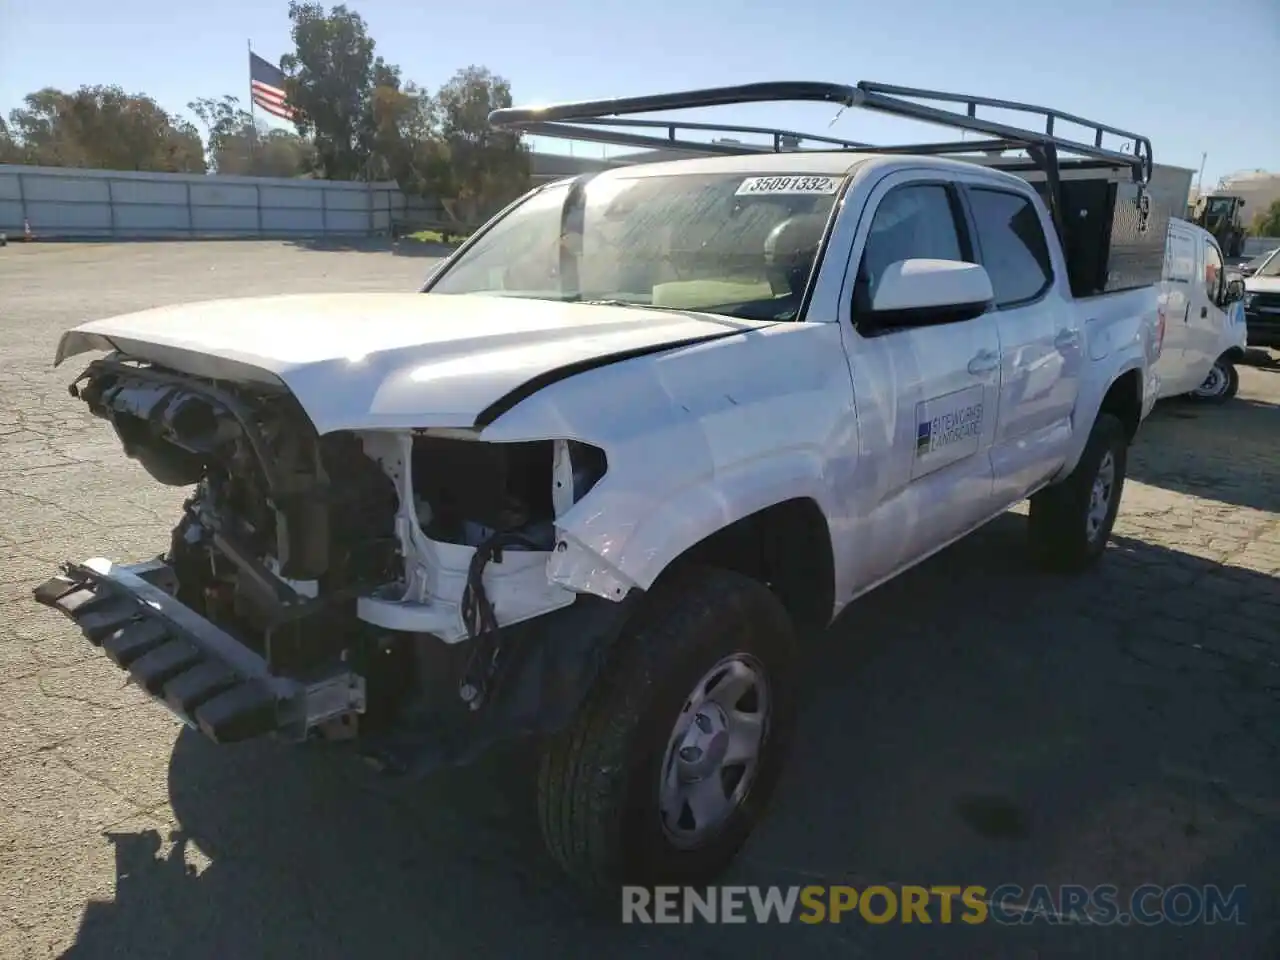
1086,449 -> 1116,543
1192,362 -> 1229,399
658,654 -> 771,850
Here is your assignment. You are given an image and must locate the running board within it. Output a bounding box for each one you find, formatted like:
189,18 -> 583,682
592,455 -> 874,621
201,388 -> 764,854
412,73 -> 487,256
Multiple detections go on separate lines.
32,557 -> 365,744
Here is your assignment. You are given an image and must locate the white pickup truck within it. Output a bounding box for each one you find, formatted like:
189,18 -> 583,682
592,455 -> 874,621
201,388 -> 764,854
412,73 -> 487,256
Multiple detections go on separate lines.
35,81 -> 1168,898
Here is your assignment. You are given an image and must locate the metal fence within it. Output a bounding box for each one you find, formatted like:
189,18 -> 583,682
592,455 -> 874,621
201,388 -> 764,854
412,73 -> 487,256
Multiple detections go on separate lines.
0,164 -> 425,240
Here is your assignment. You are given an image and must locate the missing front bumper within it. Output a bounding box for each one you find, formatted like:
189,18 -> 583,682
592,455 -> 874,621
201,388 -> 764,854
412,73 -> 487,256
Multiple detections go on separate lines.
32,557 -> 365,744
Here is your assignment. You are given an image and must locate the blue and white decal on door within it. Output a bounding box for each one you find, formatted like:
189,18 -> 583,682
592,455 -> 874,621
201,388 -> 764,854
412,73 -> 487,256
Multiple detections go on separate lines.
911,384 -> 985,479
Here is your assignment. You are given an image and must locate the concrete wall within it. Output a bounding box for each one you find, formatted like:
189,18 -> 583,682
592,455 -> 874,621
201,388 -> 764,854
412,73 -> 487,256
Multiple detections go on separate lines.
0,154 -> 610,239
0,165 -> 412,240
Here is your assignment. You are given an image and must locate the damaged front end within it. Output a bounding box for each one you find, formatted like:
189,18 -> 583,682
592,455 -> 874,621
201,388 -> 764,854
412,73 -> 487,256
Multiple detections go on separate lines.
34,355 -> 631,775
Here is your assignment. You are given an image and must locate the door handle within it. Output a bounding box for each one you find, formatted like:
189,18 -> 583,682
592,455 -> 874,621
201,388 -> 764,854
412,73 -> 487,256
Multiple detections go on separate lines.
1200,306 -> 1208,319
968,349 -> 999,376
1053,328 -> 1080,349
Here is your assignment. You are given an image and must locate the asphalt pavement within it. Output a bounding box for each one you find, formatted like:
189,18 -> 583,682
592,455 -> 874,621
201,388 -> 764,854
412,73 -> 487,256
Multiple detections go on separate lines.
1,241 -> 1278,959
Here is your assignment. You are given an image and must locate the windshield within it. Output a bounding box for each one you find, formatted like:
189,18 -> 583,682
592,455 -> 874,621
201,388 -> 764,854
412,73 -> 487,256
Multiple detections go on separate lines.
1256,249 -> 1280,279
1206,197 -> 1237,217
425,171 -> 845,322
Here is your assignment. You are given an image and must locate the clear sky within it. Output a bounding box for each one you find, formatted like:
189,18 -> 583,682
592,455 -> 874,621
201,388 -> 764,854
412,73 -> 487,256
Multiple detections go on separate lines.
2,0 -> 1276,188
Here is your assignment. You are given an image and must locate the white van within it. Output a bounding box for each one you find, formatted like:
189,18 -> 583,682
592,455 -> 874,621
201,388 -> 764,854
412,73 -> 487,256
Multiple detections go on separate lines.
1154,218 -> 1249,403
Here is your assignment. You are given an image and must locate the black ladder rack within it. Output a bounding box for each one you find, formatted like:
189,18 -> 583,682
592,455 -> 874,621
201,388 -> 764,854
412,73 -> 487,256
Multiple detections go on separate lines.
488,80 -> 1154,185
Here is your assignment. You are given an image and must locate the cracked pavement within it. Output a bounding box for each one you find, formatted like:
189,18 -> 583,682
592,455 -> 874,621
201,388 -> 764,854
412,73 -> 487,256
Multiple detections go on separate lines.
1,241 -> 1278,959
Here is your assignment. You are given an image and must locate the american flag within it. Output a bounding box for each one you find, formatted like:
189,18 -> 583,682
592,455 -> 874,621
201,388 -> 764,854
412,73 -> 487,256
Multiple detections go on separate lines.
250,51 -> 298,122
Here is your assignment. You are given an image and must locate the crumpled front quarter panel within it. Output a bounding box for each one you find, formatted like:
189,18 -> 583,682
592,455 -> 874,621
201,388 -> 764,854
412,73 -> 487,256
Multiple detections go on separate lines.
479,321 -> 859,597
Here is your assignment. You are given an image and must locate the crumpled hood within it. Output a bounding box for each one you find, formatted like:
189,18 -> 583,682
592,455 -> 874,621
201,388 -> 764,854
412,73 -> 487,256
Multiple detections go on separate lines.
56,292 -> 768,434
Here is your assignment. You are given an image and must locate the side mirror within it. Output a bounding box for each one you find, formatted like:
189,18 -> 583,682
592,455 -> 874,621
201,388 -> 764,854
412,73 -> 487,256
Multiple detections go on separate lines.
861,259 -> 994,332
1223,276 -> 1246,305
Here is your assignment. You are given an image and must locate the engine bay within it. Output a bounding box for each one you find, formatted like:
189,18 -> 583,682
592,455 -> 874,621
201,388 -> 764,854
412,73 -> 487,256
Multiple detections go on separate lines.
70,354 -> 611,731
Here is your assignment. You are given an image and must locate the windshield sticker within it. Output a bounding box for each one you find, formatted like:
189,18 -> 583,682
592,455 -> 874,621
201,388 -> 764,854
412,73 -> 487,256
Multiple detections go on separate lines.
735,175 -> 841,196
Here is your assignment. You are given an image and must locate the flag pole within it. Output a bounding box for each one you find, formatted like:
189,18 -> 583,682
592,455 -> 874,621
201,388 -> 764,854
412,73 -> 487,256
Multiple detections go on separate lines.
247,39 -> 259,173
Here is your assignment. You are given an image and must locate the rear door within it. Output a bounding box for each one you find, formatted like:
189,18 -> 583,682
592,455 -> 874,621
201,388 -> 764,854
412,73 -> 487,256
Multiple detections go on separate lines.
1192,235 -> 1229,373
836,171 -> 1002,587
957,180 -> 1079,503
1155,223 -> 1197,394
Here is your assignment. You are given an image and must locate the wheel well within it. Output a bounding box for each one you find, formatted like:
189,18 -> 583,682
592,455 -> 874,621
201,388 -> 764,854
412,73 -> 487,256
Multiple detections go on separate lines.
659,497 -> 835,634
1222,346 -> 1245,363
1100,370 -> 1142,442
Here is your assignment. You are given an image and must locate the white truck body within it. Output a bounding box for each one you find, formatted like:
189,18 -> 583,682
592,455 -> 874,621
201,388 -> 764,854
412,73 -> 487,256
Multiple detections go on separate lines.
56,151 -> 1161,632
35,78 -> 1174,897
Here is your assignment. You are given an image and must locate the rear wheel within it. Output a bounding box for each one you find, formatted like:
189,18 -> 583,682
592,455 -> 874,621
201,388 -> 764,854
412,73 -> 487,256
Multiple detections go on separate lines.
1187,358 -> 1239,403
536,566 -> 797,898
1028,413 -> 1128,573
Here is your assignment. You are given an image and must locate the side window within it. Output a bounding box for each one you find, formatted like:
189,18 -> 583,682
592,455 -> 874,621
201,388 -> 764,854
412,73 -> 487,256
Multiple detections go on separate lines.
1203,240 -> 1224,302
1165,231 -> 1196,283
967,188 -> 1054,306
856,183 -> 966,307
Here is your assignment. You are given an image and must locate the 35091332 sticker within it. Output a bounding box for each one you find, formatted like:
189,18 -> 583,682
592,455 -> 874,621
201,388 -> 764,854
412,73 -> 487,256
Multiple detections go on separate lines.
734,175 -> 842,196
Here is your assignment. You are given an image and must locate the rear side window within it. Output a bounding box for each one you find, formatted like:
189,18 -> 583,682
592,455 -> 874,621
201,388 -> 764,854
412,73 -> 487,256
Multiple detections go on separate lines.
1203,239 -> 1224,301
1164,229 -> 1196,283
968,188 -> 1054,306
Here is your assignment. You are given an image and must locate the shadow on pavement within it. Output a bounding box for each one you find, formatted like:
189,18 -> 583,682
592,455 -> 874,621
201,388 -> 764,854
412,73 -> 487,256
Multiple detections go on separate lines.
1239,349 -> 1279,370
61,514 -> 1280,960
283,236 -> 458,259
1128,396 -> 1280,514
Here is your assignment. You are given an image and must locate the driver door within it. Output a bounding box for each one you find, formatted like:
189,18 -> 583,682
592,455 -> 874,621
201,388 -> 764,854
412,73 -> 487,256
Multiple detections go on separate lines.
837,173 -> 1002,589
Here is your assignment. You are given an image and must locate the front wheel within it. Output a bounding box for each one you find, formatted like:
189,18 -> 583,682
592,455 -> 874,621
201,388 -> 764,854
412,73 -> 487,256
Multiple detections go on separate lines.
536,566 -> 798,897
1028,412 -> 1128,573
1187,358 -> 1239,404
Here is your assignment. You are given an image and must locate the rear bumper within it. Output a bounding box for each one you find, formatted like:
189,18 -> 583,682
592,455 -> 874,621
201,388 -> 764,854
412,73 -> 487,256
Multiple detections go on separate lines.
33,557 -> 365,744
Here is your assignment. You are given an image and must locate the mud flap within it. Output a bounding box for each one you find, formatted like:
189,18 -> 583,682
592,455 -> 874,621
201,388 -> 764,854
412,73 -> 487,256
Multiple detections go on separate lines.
32,558 -> 363,744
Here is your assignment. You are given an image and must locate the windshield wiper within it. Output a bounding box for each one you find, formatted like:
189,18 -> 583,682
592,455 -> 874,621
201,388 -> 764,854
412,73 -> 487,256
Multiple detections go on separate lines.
579,299 -> 664,309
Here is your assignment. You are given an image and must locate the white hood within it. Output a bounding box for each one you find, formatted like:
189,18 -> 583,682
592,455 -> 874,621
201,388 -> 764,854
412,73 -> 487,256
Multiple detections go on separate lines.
1245,276 -> 1280,294
55,292 -> 768,434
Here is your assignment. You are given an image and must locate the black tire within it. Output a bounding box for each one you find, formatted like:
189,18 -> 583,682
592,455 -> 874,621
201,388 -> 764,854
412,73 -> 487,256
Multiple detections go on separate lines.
536,565 -> 798,898
1223,361 -> 1240,399
1028,412 -> 1128,573
1187,358 -> 1239,404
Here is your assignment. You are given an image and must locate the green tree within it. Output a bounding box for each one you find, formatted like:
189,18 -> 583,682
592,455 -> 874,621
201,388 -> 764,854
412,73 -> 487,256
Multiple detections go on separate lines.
1250,199 -> 1280,238
364,80 -> 451,197
432,65 -> 531,223
189,95 -> 252,166
280,1 -> 391,180
275,2 -> 528,211
0,116 -> 17,163
189,94 -> 315,177
5,86 -> 205,172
